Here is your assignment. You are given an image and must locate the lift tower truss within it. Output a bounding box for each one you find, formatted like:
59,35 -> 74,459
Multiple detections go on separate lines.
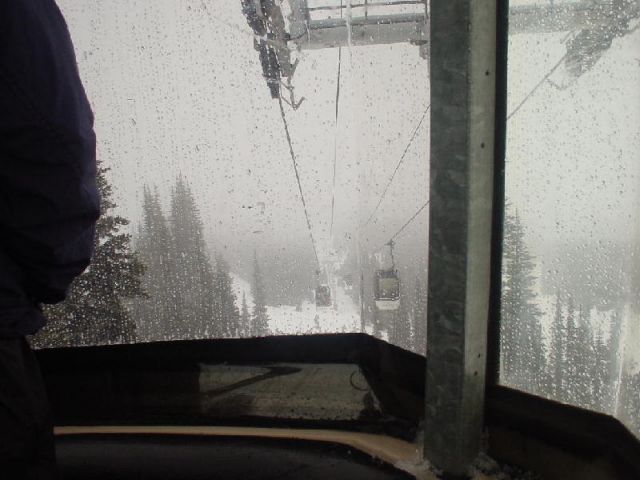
287,0 -> 429,53
241,0 -> 639,100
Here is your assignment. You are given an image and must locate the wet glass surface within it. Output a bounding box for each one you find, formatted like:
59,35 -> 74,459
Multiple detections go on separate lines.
35,0 -> 430,355
500,0 -> 640,437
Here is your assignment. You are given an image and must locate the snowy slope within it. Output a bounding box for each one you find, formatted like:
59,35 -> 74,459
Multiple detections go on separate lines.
231,273 -> 253,309
231,273 -> 361,337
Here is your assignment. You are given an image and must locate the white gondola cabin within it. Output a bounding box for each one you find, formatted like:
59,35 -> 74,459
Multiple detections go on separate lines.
374,269 -> 400,311
315,285 -> 332,308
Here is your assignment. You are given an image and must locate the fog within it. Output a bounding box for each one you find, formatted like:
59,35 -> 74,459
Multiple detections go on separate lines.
59,0 -> 430,270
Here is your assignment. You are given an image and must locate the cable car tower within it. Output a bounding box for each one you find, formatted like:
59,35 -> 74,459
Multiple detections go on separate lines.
241,0 -> 429,105
241,0 -> 638,102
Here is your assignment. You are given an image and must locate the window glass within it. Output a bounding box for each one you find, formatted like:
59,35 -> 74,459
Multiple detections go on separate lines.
34,1 -> 430,355
501,0 -> 640,437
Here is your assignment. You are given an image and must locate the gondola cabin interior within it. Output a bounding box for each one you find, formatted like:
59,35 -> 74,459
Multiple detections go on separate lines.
33,0 -> 640,479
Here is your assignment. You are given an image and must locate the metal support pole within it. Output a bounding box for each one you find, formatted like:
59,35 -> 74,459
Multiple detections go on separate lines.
289,0 -> 310,40
424,1 -> 497,477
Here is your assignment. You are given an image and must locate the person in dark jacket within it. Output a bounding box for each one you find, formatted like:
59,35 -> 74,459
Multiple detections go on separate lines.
0,0 -> 100,477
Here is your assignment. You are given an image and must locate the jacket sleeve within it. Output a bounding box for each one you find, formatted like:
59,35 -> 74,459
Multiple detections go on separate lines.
0,0 -> 100,305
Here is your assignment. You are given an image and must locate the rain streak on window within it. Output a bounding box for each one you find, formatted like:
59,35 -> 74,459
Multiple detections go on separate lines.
500,0 -> 640,437
34,1 -> 430,355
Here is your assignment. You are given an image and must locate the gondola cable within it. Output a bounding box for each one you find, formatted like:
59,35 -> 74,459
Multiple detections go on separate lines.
334,104 -> 430,254
379,199 -> 430,251
329,41 -> 343,238
507,15 -> 635,121
507,51 -> 568,121
369,199 -> 429,311
362,104 -> 430,229
278,96 -> 321,268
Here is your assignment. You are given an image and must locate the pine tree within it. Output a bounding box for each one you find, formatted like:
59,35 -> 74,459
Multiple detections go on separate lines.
593,323 -> 611,411
412,276 -> 428,355
212,254 -> 240,338
389,283 -> 411,350
619,371 -> 640,436
547,292 -> 566,399
134,186 -> 177,341
251,251 -> 270,337
575,305 -> 595,408
501,207 -> 545,392
606,310 -> 625,410
585,310 -> 624,413
169,176 -> 216,339
241,292 -> 251,336
36,164 -> 145,347
563,296 -> 579,404
359,252 -> 377,336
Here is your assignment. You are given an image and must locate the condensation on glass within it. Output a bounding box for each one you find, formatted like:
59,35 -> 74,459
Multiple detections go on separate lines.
33,1 -> 430,356
501,0 -> 640,437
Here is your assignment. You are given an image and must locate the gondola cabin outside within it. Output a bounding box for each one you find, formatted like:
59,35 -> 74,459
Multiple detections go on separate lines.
315,285 -> 332,308
374,269 -> 400,311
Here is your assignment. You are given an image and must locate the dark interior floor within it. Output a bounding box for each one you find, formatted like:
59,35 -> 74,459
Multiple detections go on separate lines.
56,434 -> 413,480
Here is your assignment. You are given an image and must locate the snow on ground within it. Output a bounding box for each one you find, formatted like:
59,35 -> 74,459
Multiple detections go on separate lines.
231,273 -> 253,308
231,273 -> 362,337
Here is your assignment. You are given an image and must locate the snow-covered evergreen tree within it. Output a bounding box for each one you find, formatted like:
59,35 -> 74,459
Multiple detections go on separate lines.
133,186 -> 177,340
213,254 -> 240,338
563,297 -> 580,403
574,305 -> 596,408
169,176 -> 216,338
592,324 -> 611,410
606,310 -> 625,408
241,292 -> 251,336
412,276 -> 428,355
619,371 -> 640,435
547,292 -> 566,398
36,164 -> 145,347
251,251 -> 269,337
389,283 -> 411,350
501,206 -> 545,392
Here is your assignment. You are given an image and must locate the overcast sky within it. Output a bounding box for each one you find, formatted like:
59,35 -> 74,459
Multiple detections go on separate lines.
57,0 -> 639,254
507,28 -> 640,249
